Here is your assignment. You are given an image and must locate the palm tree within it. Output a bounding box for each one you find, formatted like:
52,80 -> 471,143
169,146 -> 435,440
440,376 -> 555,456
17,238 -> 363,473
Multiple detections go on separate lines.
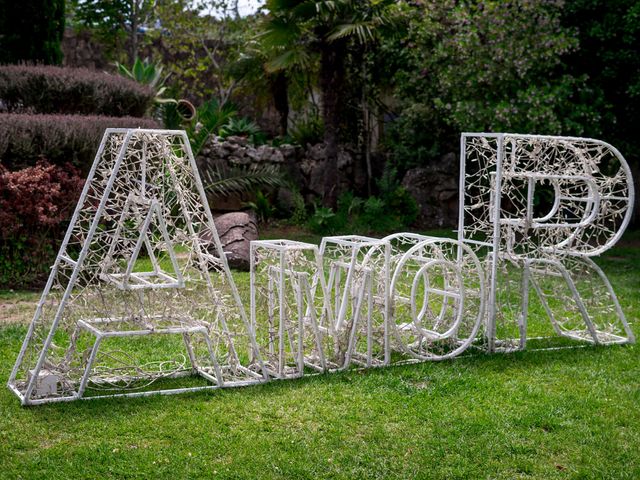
261,0 -> 396,206
229,42 -> 293,137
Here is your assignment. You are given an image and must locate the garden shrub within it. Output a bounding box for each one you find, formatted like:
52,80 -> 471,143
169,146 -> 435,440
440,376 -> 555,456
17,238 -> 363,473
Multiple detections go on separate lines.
308,188 -> 418,235
289,116 -> 324,147
0,65 -> 155,117
219,117 -> 266,145
0,113 -> 159,172
0,161 -> 85,289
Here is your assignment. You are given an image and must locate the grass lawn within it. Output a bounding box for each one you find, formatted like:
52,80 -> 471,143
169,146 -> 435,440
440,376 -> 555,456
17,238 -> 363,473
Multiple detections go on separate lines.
0,227 -> 638,479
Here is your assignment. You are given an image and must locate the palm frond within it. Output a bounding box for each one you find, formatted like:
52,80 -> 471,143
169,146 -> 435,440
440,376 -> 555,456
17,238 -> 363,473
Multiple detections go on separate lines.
263,16 -> 302,46
201,164 -> 286,198
291,1 -> 323,20
188,99 -> 237,156
327,21 -> 376,43
315,1 -> 338,15
266,47 -> 312,72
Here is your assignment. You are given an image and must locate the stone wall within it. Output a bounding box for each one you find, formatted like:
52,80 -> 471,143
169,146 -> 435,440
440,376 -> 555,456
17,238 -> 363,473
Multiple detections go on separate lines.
401,153 -> 459,228
62,29 -> 111,70
198,135 -> 459,229
197,135 -> 367,209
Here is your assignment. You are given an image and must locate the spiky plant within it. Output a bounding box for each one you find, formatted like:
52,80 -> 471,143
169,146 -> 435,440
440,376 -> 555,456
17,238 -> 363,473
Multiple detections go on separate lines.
188,99 -> 237,156
115,57 -> 196,124
201,163 -> 285,198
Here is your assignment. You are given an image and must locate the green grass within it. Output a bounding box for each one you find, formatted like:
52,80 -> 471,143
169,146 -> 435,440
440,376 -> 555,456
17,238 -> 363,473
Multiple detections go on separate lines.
0,228 -> 638,479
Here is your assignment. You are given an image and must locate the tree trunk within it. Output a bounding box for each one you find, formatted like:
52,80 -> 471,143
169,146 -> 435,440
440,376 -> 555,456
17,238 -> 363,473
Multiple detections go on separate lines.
271,71 -> 289,137
130,0 -> 139,64
319,39 -> 347,208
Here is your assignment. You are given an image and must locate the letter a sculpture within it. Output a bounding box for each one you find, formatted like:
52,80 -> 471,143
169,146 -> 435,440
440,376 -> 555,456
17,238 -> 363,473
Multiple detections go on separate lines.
8,130 -> 635,405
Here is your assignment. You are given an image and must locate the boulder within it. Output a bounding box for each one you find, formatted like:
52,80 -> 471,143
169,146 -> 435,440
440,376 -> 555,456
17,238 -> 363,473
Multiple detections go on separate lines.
205,212 -> 258,271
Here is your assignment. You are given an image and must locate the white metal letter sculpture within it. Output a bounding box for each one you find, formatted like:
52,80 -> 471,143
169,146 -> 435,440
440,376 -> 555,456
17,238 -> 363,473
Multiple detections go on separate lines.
459,133 -> 635,351
9,129 -> 267,405
8,130 -> 634,405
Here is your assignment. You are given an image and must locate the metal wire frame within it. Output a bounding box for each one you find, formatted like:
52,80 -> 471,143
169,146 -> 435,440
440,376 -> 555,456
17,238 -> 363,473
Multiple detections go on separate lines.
458,133 -> 635,352
250,240 -> 328,378
8,130 -> 635,405
8,129 -> 268,405
385,234 -> 486,361
248,233 -> 487,372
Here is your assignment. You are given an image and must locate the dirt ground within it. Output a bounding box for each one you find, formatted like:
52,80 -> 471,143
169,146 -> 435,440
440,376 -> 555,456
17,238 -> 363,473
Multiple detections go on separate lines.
0,294 -> 39,324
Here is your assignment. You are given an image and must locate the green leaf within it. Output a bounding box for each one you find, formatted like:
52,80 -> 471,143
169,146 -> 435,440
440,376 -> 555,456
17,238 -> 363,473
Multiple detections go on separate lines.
202,164 -> 285,198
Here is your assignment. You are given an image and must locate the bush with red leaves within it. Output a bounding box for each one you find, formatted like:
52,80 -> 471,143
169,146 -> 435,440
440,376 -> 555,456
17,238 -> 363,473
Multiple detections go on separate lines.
0,161 -> 84,288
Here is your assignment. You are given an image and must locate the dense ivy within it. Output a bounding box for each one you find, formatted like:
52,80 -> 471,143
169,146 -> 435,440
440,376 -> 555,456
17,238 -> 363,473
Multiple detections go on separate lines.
384,0 -> 613,170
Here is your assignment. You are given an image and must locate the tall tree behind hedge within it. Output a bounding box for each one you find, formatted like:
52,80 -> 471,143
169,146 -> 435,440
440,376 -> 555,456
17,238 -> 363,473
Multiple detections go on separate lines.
261,0 -> 398,207
71,0 -> 155,63
0,0 -> 65,64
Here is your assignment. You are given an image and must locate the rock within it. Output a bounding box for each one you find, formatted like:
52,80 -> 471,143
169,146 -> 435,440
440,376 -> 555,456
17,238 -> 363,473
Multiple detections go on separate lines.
228,155 -> 250,166
279,144 -> 297,160
337,150 -> 352,169
300,157 -> 316,177
402,152 -> 460,228
267,149 -> 285,163
306,159 -> 326,196
307,143 -> 326,161
226,135 -> 249,146
276,187 -> 297,215
205,212 -> 258,271
246,147 -> 262,162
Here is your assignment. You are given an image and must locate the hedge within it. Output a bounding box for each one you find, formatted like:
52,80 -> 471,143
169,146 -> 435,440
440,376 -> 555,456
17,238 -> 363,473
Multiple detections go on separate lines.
0,113 -> 159,173
0,161 -> 85,288
0,65 -> 155,117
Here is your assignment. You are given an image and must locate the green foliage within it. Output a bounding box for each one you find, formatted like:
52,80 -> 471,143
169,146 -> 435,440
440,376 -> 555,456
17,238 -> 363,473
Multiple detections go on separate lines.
244,190 -> 276,223
289,115 -> 324,146
384,0 -> 605,169
308,204 -> 337,234
187,98 -> 237,156
289,189 -> 308,225
561,0 -> 640,188
377,166 -> 419,228
115,57 -> 197,126
270,135 -> 295,147
261,0 -> 402,205
161,100 -> 183,130
0,0 -> 65,65
0,237 -> 53,289
308,184 -> 418,235
384,103 -> 453,172
70,0 -> 156,62
116,57 -> 169,95
262,0 -> 398,62
148,2 -> 257,105
219,117 -> 266,145
438,1 -> 587,133
201,163 -> 285,199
